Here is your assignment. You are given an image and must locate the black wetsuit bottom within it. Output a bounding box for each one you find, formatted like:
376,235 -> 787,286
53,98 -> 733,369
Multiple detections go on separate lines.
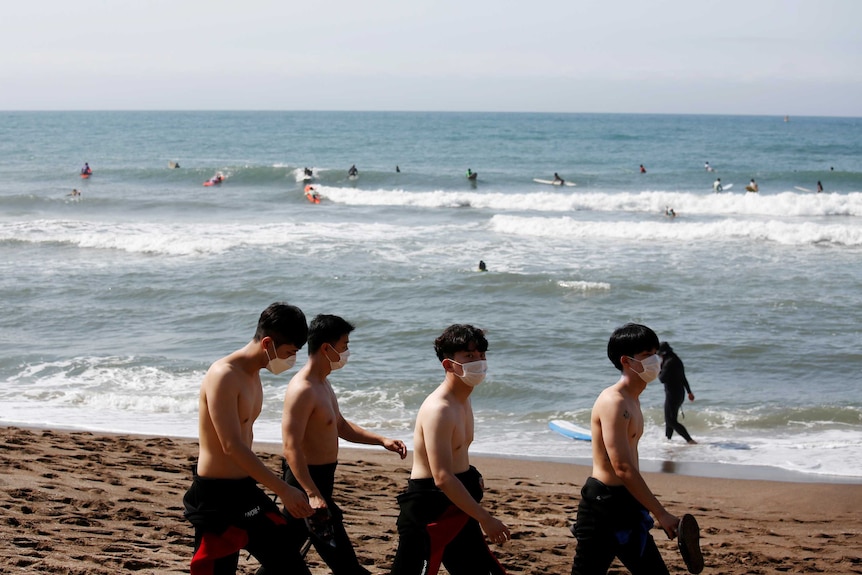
665,389 -> 693,442
256,460 -> 370,575
571,477 -> 668,575
389,466 -> 507,575
183,472 -> 311,575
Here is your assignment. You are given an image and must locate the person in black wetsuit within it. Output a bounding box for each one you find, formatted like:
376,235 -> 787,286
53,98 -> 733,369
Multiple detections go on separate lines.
658,342 -> 696,444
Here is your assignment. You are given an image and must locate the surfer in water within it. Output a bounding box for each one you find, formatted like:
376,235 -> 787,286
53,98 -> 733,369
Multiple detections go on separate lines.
81,162 -> 92,176
713,178 -> 723,193
466,168 -> 477,180
348,165 -> 358,177
553,172 -> 565,185
746,179 -> 759,193
478,260 -> 487,272
640,164 -> 647,174
817,180 -> 823,193
704,161 -> 713,172
664,207 -> 676,218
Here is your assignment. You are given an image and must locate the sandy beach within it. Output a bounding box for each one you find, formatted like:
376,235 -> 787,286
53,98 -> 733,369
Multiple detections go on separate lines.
1,426 -> 860,575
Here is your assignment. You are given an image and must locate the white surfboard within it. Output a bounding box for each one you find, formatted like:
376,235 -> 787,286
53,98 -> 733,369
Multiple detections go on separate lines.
794,186 -> 812,193
548,419 -> 592,442
533,178 -> 576,187
348,174 -> 359,181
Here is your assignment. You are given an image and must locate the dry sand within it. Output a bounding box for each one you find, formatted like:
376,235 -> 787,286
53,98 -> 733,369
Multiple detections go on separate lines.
1,426 -> 861,574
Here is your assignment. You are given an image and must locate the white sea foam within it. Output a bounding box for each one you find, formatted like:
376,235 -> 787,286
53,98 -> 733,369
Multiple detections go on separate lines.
317,187 -> 862,217
0,219 -> 434,256
490,215 -> 862,247
558,280 -> 612,292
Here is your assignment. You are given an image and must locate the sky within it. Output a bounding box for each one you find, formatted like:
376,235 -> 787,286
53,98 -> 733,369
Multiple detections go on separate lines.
2,0 -> 861,115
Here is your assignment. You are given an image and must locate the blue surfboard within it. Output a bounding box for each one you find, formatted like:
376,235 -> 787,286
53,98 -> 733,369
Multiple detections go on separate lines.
548,419 -> 592,442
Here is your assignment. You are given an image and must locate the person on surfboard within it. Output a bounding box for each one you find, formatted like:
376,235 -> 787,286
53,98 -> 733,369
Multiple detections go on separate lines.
553,172 -> 565,185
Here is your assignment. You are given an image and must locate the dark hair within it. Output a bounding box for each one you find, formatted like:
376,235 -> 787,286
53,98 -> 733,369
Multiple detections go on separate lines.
607,323 -> 659,371
307,314 -> 355,354
434,324 -> 488,361
254,302 -> 308,349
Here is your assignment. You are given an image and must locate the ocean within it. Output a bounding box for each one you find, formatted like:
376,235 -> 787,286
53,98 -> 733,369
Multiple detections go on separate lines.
1,111 -> 861,483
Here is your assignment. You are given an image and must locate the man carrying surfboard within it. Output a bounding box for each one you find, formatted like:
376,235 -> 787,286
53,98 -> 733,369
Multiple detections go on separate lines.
570,323 -> 702,575
390,324 -> 509,575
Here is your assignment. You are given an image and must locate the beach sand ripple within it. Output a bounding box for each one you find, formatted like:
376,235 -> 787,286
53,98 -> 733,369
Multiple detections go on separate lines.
1,427 -> 860,574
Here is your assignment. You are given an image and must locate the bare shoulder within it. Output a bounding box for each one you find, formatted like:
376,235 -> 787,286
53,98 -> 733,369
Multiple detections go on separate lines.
417,388 -> 458,427
202,357 -> 245,392
594,384 -> 629,419
284,369 -> 325,404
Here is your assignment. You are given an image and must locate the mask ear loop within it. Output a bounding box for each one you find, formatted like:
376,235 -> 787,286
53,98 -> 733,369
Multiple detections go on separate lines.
442,358 -> 462,376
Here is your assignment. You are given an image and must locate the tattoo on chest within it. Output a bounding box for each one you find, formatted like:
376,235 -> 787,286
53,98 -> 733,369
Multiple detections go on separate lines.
623,409 -> 630,420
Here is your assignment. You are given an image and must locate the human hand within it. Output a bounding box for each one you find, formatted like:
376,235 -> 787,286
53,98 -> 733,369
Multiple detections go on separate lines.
384,438 -> 408,459
280,485 -> 314,518
480,515 -> 511,545
688,393 -> 695,401
308,494 -> 328,510
657,511 -> 681,539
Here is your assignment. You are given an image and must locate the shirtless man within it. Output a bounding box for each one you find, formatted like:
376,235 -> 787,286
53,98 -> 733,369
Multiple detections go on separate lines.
571,323 -> 681,575
259,314 -> 406,575
390,324 -> 509,575
183,302 -> 314,575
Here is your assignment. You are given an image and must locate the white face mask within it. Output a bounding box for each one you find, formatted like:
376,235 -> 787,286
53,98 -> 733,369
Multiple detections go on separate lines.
328,347 -> 350,371
265,344 -> 296,375
449,359 -> 487,387
629,353 -> 661,383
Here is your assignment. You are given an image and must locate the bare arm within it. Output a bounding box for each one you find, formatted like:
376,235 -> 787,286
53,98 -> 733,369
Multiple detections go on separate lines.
600,396 -> 679,537
423,407 -> 510,544
282,384 -> 327,509
206,376 -> 313,518
337,415 -> 407,459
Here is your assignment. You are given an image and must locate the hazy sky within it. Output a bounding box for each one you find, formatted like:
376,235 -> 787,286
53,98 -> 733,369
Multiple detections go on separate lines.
3,0 -> 860,115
